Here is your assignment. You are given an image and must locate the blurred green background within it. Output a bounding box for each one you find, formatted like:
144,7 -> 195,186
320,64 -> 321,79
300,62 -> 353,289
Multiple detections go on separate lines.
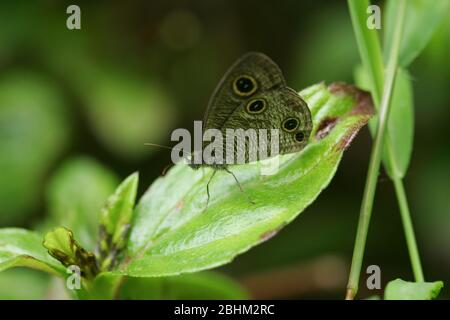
0,0 -> 449,299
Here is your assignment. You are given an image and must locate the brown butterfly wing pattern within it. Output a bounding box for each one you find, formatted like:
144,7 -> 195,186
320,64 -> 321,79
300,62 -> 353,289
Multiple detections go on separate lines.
226,88 -> 312,163
203,52 -> 286,131
202,52 -> 312,164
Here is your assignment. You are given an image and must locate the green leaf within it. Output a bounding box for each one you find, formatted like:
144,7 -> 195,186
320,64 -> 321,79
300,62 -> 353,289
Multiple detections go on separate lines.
115,82 -> 374,277
43,227 -> 98,279
384,0 -> 449,67
355,66 -> 414,178
347,0 -> 384,102
46,157 -> 119,251
0,228 -> 64,275
120,272 -> 248,300
384,278 -> 444,300
98,173 -> 139,271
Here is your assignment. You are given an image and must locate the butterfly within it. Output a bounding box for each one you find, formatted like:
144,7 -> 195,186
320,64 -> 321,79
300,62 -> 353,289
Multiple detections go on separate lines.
189,52 -> 313,205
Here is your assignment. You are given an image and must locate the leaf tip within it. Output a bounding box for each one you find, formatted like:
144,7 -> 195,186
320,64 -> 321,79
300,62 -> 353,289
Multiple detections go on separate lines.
125,171 -> 139,186
329,82 -> 375,117
327,83 -> 374,151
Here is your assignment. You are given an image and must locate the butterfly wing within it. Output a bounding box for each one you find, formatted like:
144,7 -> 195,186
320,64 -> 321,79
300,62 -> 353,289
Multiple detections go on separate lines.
221,87 -> 312,162
202,51 -> 312,164
203,52 -> 286,131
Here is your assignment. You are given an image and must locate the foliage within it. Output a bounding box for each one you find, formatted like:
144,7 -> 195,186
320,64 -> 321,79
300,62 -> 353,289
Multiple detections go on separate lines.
0,82 -> 372,298
385,279 -> 444,300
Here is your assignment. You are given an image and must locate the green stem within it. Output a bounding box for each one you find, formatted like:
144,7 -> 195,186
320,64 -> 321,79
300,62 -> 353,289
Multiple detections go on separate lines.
392,176 -> 424,282
346,0 -> 407,300
348,0 -> 384,105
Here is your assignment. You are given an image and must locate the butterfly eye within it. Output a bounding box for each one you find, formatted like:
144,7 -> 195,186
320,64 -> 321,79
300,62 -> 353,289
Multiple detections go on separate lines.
295,131 -> 305,142
245,99 -> 266,114
233,75 -> 257,96
282,117 -> 299,132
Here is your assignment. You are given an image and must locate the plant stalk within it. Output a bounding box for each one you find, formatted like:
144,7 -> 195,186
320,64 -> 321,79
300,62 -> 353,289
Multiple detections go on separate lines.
346,0 -> 407,300
392,176 -> 424,282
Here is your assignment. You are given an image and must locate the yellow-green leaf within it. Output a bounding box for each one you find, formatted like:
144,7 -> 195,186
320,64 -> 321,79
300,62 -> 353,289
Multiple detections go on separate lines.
385,278 -> 444,300
43,227 -> 98,279
0,228 -> 64,275
98,172 -> 139,271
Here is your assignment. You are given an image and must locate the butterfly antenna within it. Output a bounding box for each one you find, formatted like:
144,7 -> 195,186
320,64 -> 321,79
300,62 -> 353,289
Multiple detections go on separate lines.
144,143 -> 174,151
144,143 -> 193,158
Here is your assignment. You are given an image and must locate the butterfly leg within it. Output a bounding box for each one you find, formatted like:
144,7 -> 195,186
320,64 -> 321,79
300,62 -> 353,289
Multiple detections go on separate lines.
224,167 -> 255,205
205,169 -> 217,210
